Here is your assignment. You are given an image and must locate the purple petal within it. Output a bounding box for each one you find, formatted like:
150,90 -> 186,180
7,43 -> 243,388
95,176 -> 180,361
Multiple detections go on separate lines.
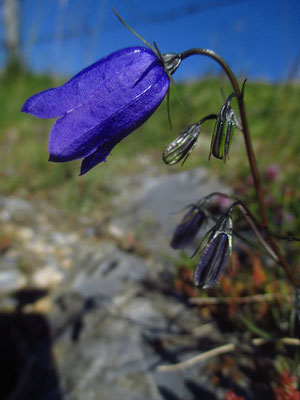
79,72 -> 168,174
48,50 -> 169,162
171,207 -> 205,249
22,47 -> 163,119
193,233 -> 229,288
79,138 -> 117,175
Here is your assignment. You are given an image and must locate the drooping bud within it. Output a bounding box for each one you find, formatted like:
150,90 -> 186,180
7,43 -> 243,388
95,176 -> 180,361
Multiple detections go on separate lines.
193,214 -> 233,288
209,93 -> 236,162
171,205 -> 206,249
162,123 -> 201,165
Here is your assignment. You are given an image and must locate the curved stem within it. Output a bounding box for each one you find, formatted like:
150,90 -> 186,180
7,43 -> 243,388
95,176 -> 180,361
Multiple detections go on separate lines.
181,49 -> 241,96
180,48 -> 300,287
181,49 -> 266,225
205,192 -> 300,242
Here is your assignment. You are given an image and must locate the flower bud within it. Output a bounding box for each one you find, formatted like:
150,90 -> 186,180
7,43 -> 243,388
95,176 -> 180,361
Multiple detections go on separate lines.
171,205 -> 206,249
162,123 -> 201,165
193,214 -> 233,288
210,94 -> 236,162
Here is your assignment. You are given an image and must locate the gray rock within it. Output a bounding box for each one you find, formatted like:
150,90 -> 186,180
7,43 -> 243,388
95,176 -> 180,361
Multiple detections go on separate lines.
110,168 -> 227,257
0,167 -> 233,400
0,269 -> 27,294
71,243 -> 150,299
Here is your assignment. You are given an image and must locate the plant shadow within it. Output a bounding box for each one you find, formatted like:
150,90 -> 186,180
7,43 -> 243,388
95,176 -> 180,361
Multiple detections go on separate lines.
0,292 -> 62,400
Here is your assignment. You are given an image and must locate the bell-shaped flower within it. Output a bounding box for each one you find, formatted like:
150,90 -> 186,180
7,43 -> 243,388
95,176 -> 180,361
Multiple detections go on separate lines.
193,214 -> 233,288
209,93 -> 236,162
22,46 -> 181,174
171,205 -> 206,249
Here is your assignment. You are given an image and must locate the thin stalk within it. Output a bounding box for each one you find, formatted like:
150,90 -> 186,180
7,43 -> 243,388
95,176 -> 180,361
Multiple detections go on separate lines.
180,49 -> 266,225
180,48 -> 299,287
205,192 -> 300,242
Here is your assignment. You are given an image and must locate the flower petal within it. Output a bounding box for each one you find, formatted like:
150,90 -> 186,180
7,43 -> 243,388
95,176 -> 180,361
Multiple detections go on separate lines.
49,55 -> 169,162
193,233 -> 229,288
22,47 -> 161,119
79,138 -> 117,175
171,206 -> 205,249
79,71 -> 168,174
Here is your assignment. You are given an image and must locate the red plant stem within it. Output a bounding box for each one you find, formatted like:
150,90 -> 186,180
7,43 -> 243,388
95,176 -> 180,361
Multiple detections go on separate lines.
180,48 -> 299,287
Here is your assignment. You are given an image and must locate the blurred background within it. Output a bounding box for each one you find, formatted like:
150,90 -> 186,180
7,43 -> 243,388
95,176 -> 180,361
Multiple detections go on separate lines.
0,0 -> 300,210
0,1 -> 299,399
2,0 -> 300,80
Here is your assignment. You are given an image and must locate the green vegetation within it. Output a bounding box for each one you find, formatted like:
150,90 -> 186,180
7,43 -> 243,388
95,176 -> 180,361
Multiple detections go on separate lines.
0,70 -> 299,220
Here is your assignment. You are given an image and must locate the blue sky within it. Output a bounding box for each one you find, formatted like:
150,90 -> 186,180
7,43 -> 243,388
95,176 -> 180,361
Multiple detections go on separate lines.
2,0 -> 300,82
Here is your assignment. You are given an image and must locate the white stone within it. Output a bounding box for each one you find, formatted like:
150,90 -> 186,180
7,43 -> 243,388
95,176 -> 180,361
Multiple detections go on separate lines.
32,265 -> 64,288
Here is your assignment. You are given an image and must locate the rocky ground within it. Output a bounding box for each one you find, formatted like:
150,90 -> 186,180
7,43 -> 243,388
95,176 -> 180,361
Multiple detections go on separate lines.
0,168 -> 273,400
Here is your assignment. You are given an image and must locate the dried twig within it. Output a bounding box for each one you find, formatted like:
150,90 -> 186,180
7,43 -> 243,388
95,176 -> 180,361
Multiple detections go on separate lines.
189,293 -> 291,305
157,337 -> 300,372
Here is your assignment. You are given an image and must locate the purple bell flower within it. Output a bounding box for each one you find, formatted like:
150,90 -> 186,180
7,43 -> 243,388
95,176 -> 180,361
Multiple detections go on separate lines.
171,205 -> 206,249
193,214 -> 233,288
22,46 -> 180,175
